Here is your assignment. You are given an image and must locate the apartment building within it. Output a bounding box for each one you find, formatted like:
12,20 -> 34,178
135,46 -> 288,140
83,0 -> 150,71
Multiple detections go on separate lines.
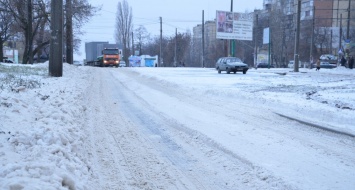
193,20 -> 225,67
263,0 -> 354,58
264,0 -> 353,28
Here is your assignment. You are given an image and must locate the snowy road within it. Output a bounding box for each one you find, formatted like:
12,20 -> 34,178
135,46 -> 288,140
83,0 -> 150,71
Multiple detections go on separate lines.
83,67 -> 355,190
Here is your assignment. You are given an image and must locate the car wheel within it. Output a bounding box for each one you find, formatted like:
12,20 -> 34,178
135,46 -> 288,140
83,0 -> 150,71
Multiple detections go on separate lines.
218,68 -> 221,74
233,71 -> 236,74
227,68 -> 231,74
243,70 -> 247,74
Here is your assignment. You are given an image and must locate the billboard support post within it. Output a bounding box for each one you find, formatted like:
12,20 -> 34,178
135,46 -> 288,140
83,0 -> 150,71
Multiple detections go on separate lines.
230,0 -> 234,57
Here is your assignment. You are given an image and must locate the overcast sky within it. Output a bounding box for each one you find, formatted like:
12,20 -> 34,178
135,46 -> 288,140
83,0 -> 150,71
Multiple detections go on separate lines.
75,0 -> 263,60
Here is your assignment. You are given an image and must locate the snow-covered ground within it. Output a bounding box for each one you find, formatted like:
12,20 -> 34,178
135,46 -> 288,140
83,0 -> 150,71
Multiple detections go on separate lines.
0,62 -> 354,190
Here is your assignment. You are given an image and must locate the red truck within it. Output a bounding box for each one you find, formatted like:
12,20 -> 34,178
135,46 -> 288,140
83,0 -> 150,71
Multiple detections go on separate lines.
97,48 -> 120,67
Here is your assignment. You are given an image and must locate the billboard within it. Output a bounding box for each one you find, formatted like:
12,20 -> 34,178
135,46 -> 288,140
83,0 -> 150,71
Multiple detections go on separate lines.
216,11 -> 253,41
263,28 -> 269,44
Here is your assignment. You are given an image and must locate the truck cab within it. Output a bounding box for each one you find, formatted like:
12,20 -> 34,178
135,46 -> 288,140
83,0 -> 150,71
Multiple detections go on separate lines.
98,48 -> 120,67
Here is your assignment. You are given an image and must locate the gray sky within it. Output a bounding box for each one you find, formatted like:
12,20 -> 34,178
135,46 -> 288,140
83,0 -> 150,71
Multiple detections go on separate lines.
76,0 -> 263,60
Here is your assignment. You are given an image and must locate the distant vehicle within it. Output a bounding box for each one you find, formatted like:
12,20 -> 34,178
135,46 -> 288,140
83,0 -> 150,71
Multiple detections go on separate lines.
320,54 -> 337,64
216,57 -> 249,74
85,42 -> 121,67
288,60 -> 295,68
86,49 -> 120,67
257,62 -> 274,68
313,62 -> 337,69
33,55 -> 49,63
119,60 -> 126,67
2,57 -> 13,63
3,59 -> 13,63
73,60 -> 83,66
288,60 -> 303,68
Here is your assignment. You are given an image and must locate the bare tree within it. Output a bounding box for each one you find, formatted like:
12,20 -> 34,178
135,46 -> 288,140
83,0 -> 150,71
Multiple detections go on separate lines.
162,31 -> 191,67
115,0 -> 133,63
191,35 -> 201,67
66,0 -> 98,58
0,0 -> 52,64
0,6 -> 14,61
134,25 -> 150,55
314,27 -> 331,56
0,0 -> 97,64
269,8 -> 286,67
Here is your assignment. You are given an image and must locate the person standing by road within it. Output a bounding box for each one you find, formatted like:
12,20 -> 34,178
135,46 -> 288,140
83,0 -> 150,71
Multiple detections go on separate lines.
341,56 -> 346,67
316,59 -> 320,71
350,56 -> 354,69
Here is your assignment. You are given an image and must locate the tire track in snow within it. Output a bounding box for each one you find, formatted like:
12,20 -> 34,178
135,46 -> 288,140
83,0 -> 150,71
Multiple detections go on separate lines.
108,69 -> 296,190
84,68 -> 198,189
110,68 -> 355,190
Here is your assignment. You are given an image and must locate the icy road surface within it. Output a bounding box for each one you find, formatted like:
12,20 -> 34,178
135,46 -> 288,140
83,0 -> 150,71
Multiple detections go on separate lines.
84,67 -> 355,190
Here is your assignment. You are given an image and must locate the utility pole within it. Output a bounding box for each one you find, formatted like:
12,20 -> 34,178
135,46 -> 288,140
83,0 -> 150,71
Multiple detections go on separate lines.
159,17 -> 162,67
339,14 -> 343,57
27,0 -> 33,64
202,10 -> 205,68
294,0 -> 301,72
330,30 -> 333,54
346,0 -> 351,39
268,24 -> 271,69
49,0 -> 63,77
174,28 -> 177,67
132,32 -> 134,55
12,36 -> 15,63
65,0 -> 73,64
310,6 -> 315,68
254,14 -> 258,68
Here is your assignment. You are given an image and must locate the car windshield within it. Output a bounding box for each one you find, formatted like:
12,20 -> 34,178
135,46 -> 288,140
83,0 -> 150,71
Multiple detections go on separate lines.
226,58 -> 241,63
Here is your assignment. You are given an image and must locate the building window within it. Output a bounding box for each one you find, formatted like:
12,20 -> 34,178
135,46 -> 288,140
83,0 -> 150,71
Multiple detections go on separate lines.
305,10 -> 310,17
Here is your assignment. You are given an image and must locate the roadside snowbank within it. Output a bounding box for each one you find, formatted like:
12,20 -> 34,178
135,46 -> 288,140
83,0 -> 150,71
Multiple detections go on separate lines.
131,67 -> 355,135
0,62 -> 93,189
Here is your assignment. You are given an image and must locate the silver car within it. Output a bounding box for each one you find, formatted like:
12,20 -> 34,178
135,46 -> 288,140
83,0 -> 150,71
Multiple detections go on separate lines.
216,57 -> 249,74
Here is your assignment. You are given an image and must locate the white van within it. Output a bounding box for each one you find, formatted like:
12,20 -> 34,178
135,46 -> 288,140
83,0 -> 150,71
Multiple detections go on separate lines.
119,60 -> 126,67
288,60 -> 302,68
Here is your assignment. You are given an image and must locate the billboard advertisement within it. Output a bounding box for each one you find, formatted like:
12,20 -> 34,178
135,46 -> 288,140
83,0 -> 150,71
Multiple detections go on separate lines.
216,11 -> 253,41
263,28 -> 270,44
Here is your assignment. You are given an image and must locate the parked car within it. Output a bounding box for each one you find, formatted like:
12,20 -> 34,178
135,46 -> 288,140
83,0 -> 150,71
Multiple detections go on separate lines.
320,54 -> 337,64
312,62 -> 337,69
288,60 -> 311,68
257,62 -> 274,68
119,60 -> 126,67
33,55 -> 49,63
216,57 -> 249,74
73,60 -> 84,66
288,60 -> 296,68
3,59 -> 13,63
